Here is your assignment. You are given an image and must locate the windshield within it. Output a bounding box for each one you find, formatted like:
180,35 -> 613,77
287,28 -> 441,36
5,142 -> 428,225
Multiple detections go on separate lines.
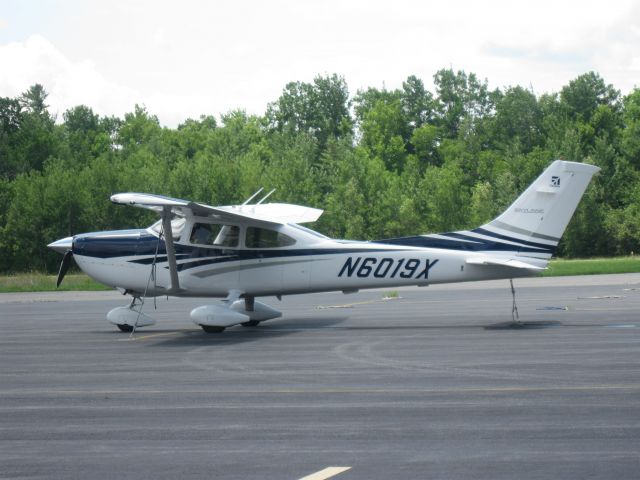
149,217 -> 186,240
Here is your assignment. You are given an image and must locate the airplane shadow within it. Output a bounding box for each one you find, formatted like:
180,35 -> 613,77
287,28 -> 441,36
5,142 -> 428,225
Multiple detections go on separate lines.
484,320 -> 562,330
95,316 -> 581,347
133,316 -> 350,347
306,322 -> 565,331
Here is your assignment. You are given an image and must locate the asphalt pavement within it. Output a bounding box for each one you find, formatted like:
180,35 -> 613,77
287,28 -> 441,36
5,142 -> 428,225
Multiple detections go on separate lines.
1,274 -> 640,479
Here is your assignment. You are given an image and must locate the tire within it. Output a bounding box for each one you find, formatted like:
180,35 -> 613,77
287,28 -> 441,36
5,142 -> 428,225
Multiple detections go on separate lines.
201,325 -> 226,333
241,320 -> 261,327
117,324 -> 134,333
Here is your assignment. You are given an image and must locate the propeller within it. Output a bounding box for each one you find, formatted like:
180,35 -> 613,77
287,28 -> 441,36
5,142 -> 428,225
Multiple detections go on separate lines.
56,250 -> 74,287
48,236 -> 74,288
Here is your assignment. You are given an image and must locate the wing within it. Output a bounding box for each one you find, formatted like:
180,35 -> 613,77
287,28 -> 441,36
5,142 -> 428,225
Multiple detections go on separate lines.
110,193 -> 323,225
466,256 -> 547,271
110,193 -> 191,213
217,203 -> 323,224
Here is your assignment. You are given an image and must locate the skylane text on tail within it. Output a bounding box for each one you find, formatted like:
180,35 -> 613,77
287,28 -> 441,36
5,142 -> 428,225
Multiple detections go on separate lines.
48,160 -> 599,333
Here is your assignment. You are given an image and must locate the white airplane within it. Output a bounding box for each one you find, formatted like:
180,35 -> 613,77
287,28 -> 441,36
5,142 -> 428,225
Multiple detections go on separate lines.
48,160 -> 599,333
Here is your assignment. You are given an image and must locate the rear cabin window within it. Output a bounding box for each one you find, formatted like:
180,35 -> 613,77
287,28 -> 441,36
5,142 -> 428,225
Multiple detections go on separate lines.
245,227 -> 296,248
190,223 -> 239,247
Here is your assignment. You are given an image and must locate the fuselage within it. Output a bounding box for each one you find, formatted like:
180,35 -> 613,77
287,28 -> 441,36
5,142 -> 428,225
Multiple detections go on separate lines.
68,219 -> 539,298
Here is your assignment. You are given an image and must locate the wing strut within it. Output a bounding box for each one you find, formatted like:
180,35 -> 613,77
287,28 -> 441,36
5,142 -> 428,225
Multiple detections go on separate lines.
161,207 -> 180,292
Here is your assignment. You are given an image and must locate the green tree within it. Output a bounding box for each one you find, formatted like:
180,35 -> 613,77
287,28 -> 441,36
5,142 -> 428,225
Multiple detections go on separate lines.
3,71 -> 639,272
621,88 -> 640,167
359,99 -> 407,172
19,84 -> 49,115
117,104 -> 161,150
0,97 -> 23,178
560,72 -> 620,123
401,75 -> 435,129
493,86 -> 542,153
266,74 -> 352,149
433,68 -> 498,139
61,105 -> 102,165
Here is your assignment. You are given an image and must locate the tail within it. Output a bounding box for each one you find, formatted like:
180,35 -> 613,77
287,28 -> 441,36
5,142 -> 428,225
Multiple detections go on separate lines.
474,160 -> 600,260
380,160 -> 600,265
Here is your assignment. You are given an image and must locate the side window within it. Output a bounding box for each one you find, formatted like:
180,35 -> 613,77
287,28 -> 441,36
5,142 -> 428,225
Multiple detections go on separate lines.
246,227 -> 296,248
190,223 -> 239,247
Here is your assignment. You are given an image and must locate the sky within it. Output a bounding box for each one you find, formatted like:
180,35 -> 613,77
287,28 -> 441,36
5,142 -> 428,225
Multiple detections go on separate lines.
1,0 -> 639,127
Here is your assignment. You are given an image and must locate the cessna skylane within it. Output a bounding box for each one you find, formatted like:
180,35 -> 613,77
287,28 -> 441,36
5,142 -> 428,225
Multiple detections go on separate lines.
48,160 -> 599,333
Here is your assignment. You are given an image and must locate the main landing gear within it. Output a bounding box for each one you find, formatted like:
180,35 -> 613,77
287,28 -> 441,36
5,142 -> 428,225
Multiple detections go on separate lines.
241,320 -> 261,327
193,294 -> 280,333
107,295 -> 156,333
200,325 -> 226,333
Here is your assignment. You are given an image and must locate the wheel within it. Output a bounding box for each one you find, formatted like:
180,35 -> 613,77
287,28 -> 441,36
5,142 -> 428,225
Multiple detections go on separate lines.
116,323 -> 134,332
201,325 -> 226,333
241,320 -> 261,327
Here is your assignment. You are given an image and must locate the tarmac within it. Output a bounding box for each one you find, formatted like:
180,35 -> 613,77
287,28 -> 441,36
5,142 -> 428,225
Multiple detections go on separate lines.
1,274 -> 640,479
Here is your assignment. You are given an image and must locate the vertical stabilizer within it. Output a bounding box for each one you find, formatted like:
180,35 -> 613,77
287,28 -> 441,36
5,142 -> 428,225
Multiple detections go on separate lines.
477,160 -> 600,258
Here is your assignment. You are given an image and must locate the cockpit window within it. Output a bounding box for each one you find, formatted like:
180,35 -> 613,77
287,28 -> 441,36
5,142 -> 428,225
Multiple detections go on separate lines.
245,227 -> 296,248
190,223 -> 239,247
150,217 -> 186,240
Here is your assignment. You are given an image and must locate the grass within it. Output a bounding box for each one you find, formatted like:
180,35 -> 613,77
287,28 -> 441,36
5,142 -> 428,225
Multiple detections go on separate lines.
1,257 -> 640,293
0,272 -> 111,293
542,256 -> 640,277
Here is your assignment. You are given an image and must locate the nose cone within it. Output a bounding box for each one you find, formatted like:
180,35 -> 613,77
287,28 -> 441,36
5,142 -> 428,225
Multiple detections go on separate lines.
48,236 -> 73,254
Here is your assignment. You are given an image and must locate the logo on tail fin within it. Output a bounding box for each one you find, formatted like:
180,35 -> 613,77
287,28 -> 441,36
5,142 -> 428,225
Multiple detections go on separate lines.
551,176 -> 561,187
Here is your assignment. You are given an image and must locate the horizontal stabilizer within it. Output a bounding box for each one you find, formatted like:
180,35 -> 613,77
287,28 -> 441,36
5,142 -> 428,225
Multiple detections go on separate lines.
466,256 -> 546,270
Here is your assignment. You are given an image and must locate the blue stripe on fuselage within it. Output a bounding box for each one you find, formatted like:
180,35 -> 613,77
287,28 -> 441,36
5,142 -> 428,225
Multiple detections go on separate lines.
470,228 -> 556,251
375,231 -> 555,254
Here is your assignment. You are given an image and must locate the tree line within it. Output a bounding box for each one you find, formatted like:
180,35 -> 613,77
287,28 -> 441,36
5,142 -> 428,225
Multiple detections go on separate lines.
1,70 -> 640,273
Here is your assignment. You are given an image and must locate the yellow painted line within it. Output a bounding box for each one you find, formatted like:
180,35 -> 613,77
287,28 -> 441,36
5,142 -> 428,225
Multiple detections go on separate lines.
316,297 -> 400,309
299,466 -> 351,480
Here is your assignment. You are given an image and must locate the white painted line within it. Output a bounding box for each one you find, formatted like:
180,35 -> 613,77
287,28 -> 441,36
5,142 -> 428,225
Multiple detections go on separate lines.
298,466 -> 351,480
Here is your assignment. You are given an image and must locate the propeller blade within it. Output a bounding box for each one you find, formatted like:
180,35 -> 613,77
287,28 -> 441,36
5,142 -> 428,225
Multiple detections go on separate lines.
56,250 -> 73,287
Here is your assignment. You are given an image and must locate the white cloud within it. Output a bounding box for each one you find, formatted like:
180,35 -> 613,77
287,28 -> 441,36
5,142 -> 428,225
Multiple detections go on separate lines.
0,34 -> 139,121
1,1 -> 639,126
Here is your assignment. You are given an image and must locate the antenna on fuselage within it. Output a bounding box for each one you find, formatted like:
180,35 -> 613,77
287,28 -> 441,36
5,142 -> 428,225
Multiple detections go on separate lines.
241,188 -> 264,206
256,189 -> 276,205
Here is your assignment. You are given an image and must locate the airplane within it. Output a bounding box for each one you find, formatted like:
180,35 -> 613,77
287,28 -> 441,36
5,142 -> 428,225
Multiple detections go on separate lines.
48,159 -> 599,334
